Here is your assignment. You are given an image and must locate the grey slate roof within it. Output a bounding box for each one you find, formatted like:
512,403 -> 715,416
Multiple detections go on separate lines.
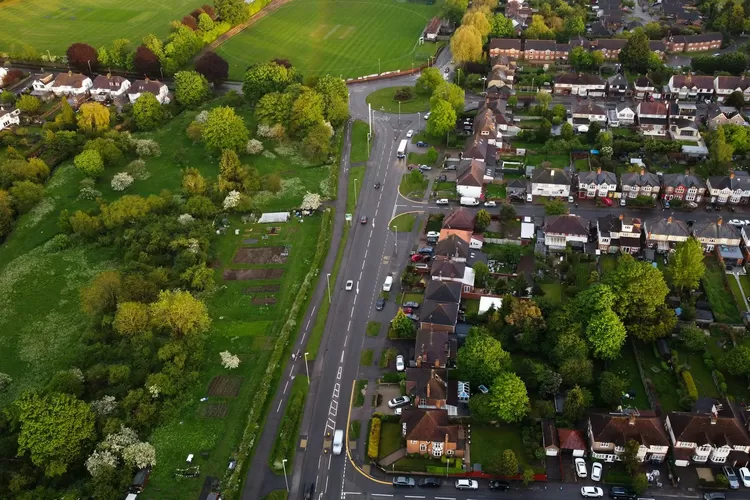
578,169 -> 617,186
693,220 -> 741,241
645,217 -> 690,238
662,172 -> 705,189
532,168 -> 571,185
544,215 -> 589,236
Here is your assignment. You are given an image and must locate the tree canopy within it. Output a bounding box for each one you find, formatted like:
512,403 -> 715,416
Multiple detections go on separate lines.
668,237 -> 705,291
457,329 -> 511,386
487,372 -> 530,422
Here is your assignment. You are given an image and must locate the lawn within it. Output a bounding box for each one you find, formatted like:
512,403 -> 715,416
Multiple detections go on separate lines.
0,0 -> 201,54
350,120 -> 371,164
367,321 -> 381,337
471,424 -> 542,473
726,273 -> 749,314
702,259 -> 742,324
525,153 -> 570,169
366,86 -> 431,114
379,422 -> 403,459
407,150 -> 434,166
485,183 -> 507,200
217,0 -> 441,79
399,172 -> 428,199
540,283 -> 563,305
432,181 -> 456,198
360,348 -> 374,366
463,298 -> 480,316
606,345 -> 650,410
636,343 -> 681,412
390,213 -> 416,232
574,158 -> 589,171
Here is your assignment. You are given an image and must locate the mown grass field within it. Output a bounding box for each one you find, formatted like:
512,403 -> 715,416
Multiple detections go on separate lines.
217,0 -> 441,79
0,0 -> 202,54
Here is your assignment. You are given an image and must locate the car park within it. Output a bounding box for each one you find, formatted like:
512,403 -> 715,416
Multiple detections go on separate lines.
484,201 -> 497,207
575,458 -> 587,478
454,479 -> 478,490
489,480 -> 510,491
360,216 -> 368,225
418,477 -> 441,488
393,476 -> 416,487
436,198 -> 449,205
345,280 -> 353,291
406,130 -> 414,138
403,301 -> 420,308
739,466 -> 750,487
376,297 -> 386,311
416,141 -> 428,147
396,355 -> 405,371
332,429 -> 344,455
723,466 -> 740,489
581,486 -> 603,498
388,396 -> 410,408
591,462 -> 602,481
383,276 -> 393,291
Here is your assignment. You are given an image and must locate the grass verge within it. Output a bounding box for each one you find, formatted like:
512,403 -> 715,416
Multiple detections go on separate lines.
379,348 -> 399,369
390,213 -> 416,232
350,120 -> 372,164
354,379 -> 367,407
268,376 -> 308,473
350,420 -> 361,440
367,321 -> 381,337
378,422 -> 403,459
360,348 -> 374,366
347,166 -> 366,214
366,86 -> 431,114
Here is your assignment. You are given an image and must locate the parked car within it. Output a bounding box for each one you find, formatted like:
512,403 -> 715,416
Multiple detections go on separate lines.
489,480 -> 510,491
419,164 -> 432,171
382,276 -> 393,292
345,280 -> 353,291
418,477 -> 441,488
436,198 -> 450,205
411,253 -> 425,262
376,297 -> 386,311
437,174 -> 447,181
444,164 -> 457,171
406,130 -> 414,138
417,247 -> 434,254
574,458 -> 587,478
454,479 -> 478,490
581,486 -> 603,498
703,493 -> 726,500
620,198 -> 626,207
526,193 -> 533,202
405,313 -> 420,321
395,355 -> 405,371
414,263 -> 429,270
393,476 -> 416,487
739,466 -> 750,487
424,112 -> 431,120
602,197 -> 613,206
416,141 -> 428,147
403,301 -> 420,308
332,429 -> 344,455
484,201 -> 497,207
723,466 -> 740,489
388,396 -> 410,408
608,486 -> 636,499
591,462 -> 602,482
426,231 -> 440,238
728,219 -> 746,226
568,195 -> 575,203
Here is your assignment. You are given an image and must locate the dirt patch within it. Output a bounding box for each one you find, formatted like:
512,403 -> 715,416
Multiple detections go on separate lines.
202,403 -> 229,418
233,246 -> 288,264
245,284 -> 282,293
207,376 -> 244,397
223,268 -> 286,280
252,295 -> 277,305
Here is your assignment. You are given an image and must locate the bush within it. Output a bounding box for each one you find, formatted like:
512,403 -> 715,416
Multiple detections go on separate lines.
703,352 -> 715,370
368,417 -> 381,460
394,87 -> 413,101
682,371 -> 698,401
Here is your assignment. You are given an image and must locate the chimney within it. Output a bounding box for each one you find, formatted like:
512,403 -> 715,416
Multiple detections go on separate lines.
551,169 -> 555,176
597,167 -> 602,175
619,214 -> 624,221
730,171 -> 735,179
628,413 -> 636,426
416,356 -> 422,368
640,168 -> 645,176
710,408 -> 719,425
718,217 -> 723,226
68,70 -> 72,76
427,381 -> 431,399
667,216 -> 673,224
106,72 -> 111,79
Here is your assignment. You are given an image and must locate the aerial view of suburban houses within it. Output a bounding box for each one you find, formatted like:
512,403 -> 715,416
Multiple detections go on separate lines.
6,0 -> 750,499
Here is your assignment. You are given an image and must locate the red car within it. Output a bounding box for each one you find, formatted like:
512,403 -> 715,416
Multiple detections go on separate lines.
411,254 -> 424,262
602,197 -> 612,206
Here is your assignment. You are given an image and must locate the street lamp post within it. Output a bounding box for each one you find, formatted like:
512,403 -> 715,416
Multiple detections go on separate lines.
326,273 -> 332,304
392,225 -> 397,254
281,459 -> 289,492
304,352 -> 310,383
481,76 -> 487,92
354,178 -> 358,207
398,101 -> 401,126
417,112 -> 421,130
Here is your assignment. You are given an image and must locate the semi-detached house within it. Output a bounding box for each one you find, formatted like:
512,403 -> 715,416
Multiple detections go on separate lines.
531,168 -> 571,197
620,169 -> 660,199
637,101 -> 669,137
693,218 -> 741,253
543,214 -> 589,250
588,412 -> 670,463
644,217 -> 690,252
597,214 -> 642,254
577,168 -> 617,199
661,171 -> 706,202
707,171 -> 750,204
554,73 -> 606,97
714,76 -> 750,103
668,74 -> 715,100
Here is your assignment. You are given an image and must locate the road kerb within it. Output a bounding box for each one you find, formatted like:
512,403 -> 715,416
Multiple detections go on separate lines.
345,379 -> 392,485
387,210 -> 424,231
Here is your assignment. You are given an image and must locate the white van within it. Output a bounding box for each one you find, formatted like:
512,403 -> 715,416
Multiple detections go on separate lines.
333,429 -> 344,455
459,197 -> 480,206
383,276 -> 393,291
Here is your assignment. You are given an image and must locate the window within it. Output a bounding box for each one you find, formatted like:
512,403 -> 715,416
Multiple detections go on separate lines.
420,443 -> 427,452
447,449 -> 454,456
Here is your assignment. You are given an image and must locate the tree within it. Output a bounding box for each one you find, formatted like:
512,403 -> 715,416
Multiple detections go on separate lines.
599,371 -> 629,407
585,309 -> 627,360
182,14 -> 198,30
668,237 -> 705,291
491,13 -> 515,38
619,29 -> 651,73
66,43 -> 99,73
524,15 -> 554,39
314,75 -> 349,125
74,150 -> 105,178
522,468 -> 535,486
564,15 -> 585,36
451,25 -> 483,63
415,67 -> 444,95
114,301 -> 150,336
426,99 -> 457,138
242,61 -> 298,104
569,46 -> 594,71
559,357 -> 593,386
561,122 -> 574,141
604,254 -> 669,323
218,149 -> 249,193
133,46 -> 161,78
9,181 -> 44,213
544,199 -> 567,215
536,118 -> 552,142
473,262 -> 490,288
215,0 -> 249,25
54,98 -> 76,129
442,0 -> 469,24
290,87 -> 325,137
631,474 -> 648,494
563,385 -> 592,422
391,309 -> 415,338
488,372 -> 529,422
77,102 -> 110,133
16,94 -> 41,114
174,70 -> 210,108
202,106 -> 249,152
621,439 -> 641,474
149,289 -> 210,338
302,122 -> 333,162
195,51 -> 229,84
133,93 -> 166,131
498,449 -> 518,476
475,209 -> 491,230
15,392 -> 95,477
720,345 -> 750,376
586,122 -> 602,144
572,283 -> 616,324
725,90 -> 745,109
462,9 -> 492,40
709,127 -> 734,174
681,324 -> 707,352
457,329 -> 511,386
431,82 -> 465,113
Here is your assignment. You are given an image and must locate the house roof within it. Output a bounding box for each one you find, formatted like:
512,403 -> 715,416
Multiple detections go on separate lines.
129,79 -> 165,95
53,72 -> 89,88
415,329 -> 456,366
558,429 -> 587,450
420,301 -> 459,326
579,169 -> 617,186
544,215 -> 589,236
525,39 -> 556,51
716,76 -> 750,91
607,73 -> 629,87
573,99 -> 607,116
708,172 -> 750,191
662,172 -> 705,189
431,257 -> 466,279
457,159 -> 486,187
555,73 -> 605,86
634,75 -> 654,88
671,119 -> 698,130
406,367 -> 448,402
464,134 -> 489,160
532,167 -> 571,185
589,412 -> 670,447
693,219 -> 741,241
424,280 -> 462,303
91,74 -> 129,91
638,101 -> 668,116
668,401 -> 750,448
435,234 -> 470,259
598,213 -> 623,236
507,178 -> 528,190
443,208 -> 475,231
682,32 -> 722,43
489,38 -> 522,50
596,39 -> 627,50
649,40 -> 666,51
621,170 -> 660,187
400,408 -> 459,443
425,16 -> 441,35
671,74 -> 715,90
646,217 -> 690,238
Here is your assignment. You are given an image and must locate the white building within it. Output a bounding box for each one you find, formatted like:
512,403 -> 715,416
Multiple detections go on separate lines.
0,108 -> 20,131
531,168 -> 571,197
128,79 -> 170,104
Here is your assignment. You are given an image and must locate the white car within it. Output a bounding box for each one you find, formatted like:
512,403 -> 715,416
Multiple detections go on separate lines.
396,355 -> 405,372
454,479 -> 478,490
581,486 -> 603,498
568,195 -> 575,203
388,395 -> 410,408
332,429 -> 344,455
728,219 -> 745,226
484,201 -> 497,207
426,231 -> 440,238
575,458 -> 587,478
739,466 -> 750,487
424,112 -> 431,120
406,130 -> 414,138
345,280 -> 353,291
383,276 -> 393,292
436,198 -> 449,205
591,462 -> 602,482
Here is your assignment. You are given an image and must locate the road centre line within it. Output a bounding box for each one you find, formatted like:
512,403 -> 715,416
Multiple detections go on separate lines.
328,454 -> 332,470
404,496 -> 425,499
318,456 -> 322,469
325,476 -> 329,494
283,381 -> 289,394
371,495 -> 393,498
435,497 -> 456,500
350,308 -> 354,318
340,350 -> 345,363
276,400 -> 282,412
347,320 -> 351,331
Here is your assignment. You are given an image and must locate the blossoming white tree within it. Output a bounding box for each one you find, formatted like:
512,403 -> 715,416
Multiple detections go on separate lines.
195,110 -> 209,123
111,172 -> 134,191
301,192 -> 322,211
123,441 -> 157,469
223,190 -> 242,210
85,449 -> 118,476
135,139 -> 161,157
178,213 -> 195,225
91,395 -> 117,416
220,351 -> 241,369
246,139 -> 264,155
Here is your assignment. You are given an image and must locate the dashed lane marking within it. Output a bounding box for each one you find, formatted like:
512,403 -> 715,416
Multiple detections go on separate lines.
276,400 -> 282,412
283,380 -> 289,394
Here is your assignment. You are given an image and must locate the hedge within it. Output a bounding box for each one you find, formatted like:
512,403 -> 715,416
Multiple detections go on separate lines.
682,370 -> 698,401
368,417 -> 382,460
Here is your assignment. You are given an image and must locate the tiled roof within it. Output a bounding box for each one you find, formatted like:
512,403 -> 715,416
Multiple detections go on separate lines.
489,38 -> 522,50
693,219 -> 741,240
708,173 -> 750,191
443,208 -> 475,231
589,413 -> 670,447
415,329 -> 455,366
431,257 -> 466,279
129,79 -> 165,95
435,234 -> 470,259
400,408 -> 459,443
91,74 -> 128,91
638,101 -> 668,116
662,172 -> 705,189
544,215 -> 589,236
405,368 -> 448,402
573,99 -> 607,116
457,159 -> 486,187
53,72 -> 89,88
420,301 -> 459,326
555,73 -> 605,86
646,217 -> 690,238
532,168 -> 571,185
621,171 -> 660,187
424,280 -> 462,303
579,169 -> 617,185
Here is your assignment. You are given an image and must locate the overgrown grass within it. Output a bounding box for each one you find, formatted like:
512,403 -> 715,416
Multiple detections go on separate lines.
702,259 -> 742,324
636,343 -> 680,412
367,321 -> 381,337
354,379 -> 367,407
379,347 -> 399,368
540,283 -> 563,305
268,376 -> 308,472
525,153 -> 570,169
485,183 -> 507,199
350,120 -> 372,164
390,213 -> 416,232
360,348 -> 374,366
366,86 -> 431,113
607,345 -> 650,410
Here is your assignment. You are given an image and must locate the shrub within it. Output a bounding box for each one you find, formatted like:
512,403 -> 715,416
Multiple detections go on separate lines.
703,352 -> 715,370
394,87 -> 413,101
111,172 -> 134,191
367,417 -> 381,460
682,371 -> 698,401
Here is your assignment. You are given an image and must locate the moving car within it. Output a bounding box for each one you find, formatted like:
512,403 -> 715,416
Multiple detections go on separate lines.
568,195 -> 575,203
723,466 -> 740,489
393,476 -> 416,488
376,297 -> 386,311
396,355 -> 405,371
406,130 -> 414,138
489,480 -> 510,491
304,482 -> 316,500
436,198 -> 449,205
416,141 -> 428,147
403,301 -> 420,308
360,216 -> 368,225
345,280 -> 353,291
454,479 -> 478,490
591,462 -> 602,482
484,201 -> 497,207
581,486 -> 603,498
574,458 -> 587,478
739,466 -> 750,487
383,276 -> 393,292
388,395 -> 410,408
332,429 -> 344,455
608,486 -> 636,499
418,477 -> 441,488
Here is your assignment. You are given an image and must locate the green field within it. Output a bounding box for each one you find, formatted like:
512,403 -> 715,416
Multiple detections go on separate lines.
0,0 -> 202,54
217,0 -> 441,79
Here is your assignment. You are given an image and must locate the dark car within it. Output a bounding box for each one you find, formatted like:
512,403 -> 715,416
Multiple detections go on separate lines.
402,301 -> 420,309
489,480 -> 510,491
376,297 -> 386,311
418,477 -> 441,488
304,482 -> 316,500
437,174 -> 447,182
360,216 -> 368,225
417,247 -> 434,254
608,486 -> 636,499
703,494 -> 726,500
416,141 -> 428,147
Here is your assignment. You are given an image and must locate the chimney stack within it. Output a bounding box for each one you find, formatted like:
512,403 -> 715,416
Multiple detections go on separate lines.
628,413 -> 636,426
619,214 -> 624,221
667,216 -> 673,224
730,171 -> 735,179
710,408 -> 719,425
640,168 -> 645,176
718,217 -> 723,226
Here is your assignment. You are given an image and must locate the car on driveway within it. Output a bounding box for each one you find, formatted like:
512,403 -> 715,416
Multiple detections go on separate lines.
360,215 -> 368,225
444,164 -> 457,171
436,198 -> 449,205
419,164 -> 432,171
591,462 -> 602,481
345,280 -> 353,291
403,301 -> 420,308
739,466 -> 750,487
575,458 -> 587,478
580,486 -> 603,498
406,130 -> 414,138
418,477 -> 441,488
568,195 -> 575,203
437,174 -> 447,181
376,297 -> 386,311
396,355 -> 405,371
393,476 -> 415,487
424,112 -> 431,120
454,479 -> 478,490
489,480 -> 510,491
388,395 -> 410,408
416,141 -> 428,147
405,313 -> 420,321
723,466 -> 740,489
426,231 -> 439,238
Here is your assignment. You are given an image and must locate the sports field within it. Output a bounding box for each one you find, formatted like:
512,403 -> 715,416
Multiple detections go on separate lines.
0,0 -> 202,54
217,0 -> 442,79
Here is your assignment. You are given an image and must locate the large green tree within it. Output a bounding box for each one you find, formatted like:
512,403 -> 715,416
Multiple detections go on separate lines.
149,289 -> 210,338
668,237 -> 705,291
563,385 -> 592,422
242,61 -> 299,104
415,67 -> 444,96
457,329 -> 511,386
174,70 -> 210,108
314,75 -> 349,125
488,372 -> 530,423
619,28 -> 651,73
491,13 -> 515,37
585,309 -> 627,360
15,392 -> 96,477
202,106 -> 249,152
442,0 -> 469,24
215,0 -> 249,25
450,25 -> 483,63
572,284 -> 616,324
604,254 -> 669,323
289,86 -> 325,138
431,83 -> 465,114
74,150 -> 105,178
391,308 -> 415,338
599,371 -> 629,408
133,93 -> 166,131
426,99 -> 457,139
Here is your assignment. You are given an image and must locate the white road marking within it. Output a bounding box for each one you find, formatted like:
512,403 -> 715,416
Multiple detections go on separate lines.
350,308 -> 354,318
312,306 -> 316,314
283,380 -> 289,394
289,367 -> 294,377
328,454 -> 332,470
371,495 -> 393,498
340,350 -> 345,363
337,366 -> 342,380
325,476 -> 329,494
435,497 -> 456,500
306,319 -> 311,329
276,400 -> 282,412
371,220 -> 375,227
347,320 -> 351,331
359,270 -> 363,280
405,496 -> 425,499
364,249 -> 368,259
318,456 -> 322,469
301,331 -> 306,342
